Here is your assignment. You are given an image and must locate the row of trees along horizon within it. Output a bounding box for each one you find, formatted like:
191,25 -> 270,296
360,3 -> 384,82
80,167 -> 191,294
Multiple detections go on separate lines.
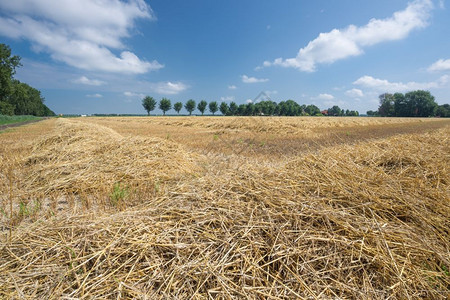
0,44 -> 55,116
142,97 -> 360,117
142,93 -> 449,117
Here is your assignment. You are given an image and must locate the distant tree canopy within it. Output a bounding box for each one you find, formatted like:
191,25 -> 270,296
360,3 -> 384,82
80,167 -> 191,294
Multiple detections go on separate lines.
174,102 -> 183,114
159,98 -> 172,116
436,104 -> 450,117
142,96 -> 156,115
0,43 -> 55,116
219,102 -> 229,116
185,99 -> 196,115
140,96 -> 363,117
197,100 -> 207,116
373,90 -> 447,117
208,101 -> 218,115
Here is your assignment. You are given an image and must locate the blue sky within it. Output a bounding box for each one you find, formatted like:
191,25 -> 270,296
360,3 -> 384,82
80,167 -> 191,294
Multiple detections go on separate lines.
0,0 -> 449,115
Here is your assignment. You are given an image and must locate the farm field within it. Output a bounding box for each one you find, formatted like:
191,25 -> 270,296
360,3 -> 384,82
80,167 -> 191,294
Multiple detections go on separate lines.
1,116 -> 449,299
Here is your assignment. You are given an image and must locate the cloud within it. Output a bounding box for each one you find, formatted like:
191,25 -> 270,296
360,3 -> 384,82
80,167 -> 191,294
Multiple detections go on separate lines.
345,88 -> 364,98
123,91 -> 145,98
312,93 -> 335,100
428,59 -> 450,72
262,0 -> 433,72
353,75 -> 449,92
246,99 -> 253,104
151,81 -> 189,95
228,85 -> 237,90
0,0 -> 163,74
86,93 -> 103,98
220,96 -> 235,102
241,75 -> 269,83
73,76 -> 106,86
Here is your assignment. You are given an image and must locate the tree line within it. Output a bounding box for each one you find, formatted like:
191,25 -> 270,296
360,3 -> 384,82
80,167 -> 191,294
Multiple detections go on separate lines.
367,90 -> 449,117
142,96 -> 360,117
0,44 -> 55,116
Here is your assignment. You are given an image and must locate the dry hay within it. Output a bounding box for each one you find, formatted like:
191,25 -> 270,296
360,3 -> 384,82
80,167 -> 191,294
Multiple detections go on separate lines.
136,116 -> 445,134
0,122 -> 449,299
21,118 -> 200,195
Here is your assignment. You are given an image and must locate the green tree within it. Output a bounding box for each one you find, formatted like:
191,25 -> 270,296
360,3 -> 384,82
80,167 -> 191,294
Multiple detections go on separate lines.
0,44 -> 22,103
304,104 -> 321,116
393,93 -> 408,117
378,93 -> 395,117
229,101 -> 238,115
142,96 -> 156,115
197,100 -> 207,115
208,101 -> 218,115
436,104 -> 450,117
0,101 -> 15,115
327,105 -> 342,116
7,80 -> 54,116
255,100 -> 276,115
159,98 -> 172,116
405,90 -> 437,117
237,104 -> 247,116
174,102 -> 183,114
185,99 -> 196,115
366,110 -> 379,116
219,102 -> 229,115
245,102 -> 255,116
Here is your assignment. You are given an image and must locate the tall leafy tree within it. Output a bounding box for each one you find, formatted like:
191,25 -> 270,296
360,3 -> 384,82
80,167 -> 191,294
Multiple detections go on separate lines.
185,99 -> 196,115
0,100 -> 15,115
376,90 -> 439,117
159,98 -> 172,116
436,104 -> 450,117
237,104 -> 247,116
174,102 -> 183,114
304,104 -> 321,116
0,44 -> 21,104
208,101 -> 218,115
219,102 -> 229,115
378,93 -> 395,117
142,96 -> 156,115
245,103 -> 255,116
327,105 -> 342,116
229,101 -> 238,115
405,90 -> 437,117
6,80 -> 54,116
393,93 -> 408,117
197,100 -> 207,115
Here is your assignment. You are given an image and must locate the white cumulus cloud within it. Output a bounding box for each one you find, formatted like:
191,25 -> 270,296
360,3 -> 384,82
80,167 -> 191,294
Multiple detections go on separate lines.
345,88 -> 364,98
262,0 -> 433,72
313,93 -> 335,100
151,81 -> 189,95
241,75 -> 269,83
0,0 -> 163,74
124,91 -> 145,98
228,85 -> 237,90
73,76 -> 106,86
353,75 -> 449,92
428,59 -> 450,72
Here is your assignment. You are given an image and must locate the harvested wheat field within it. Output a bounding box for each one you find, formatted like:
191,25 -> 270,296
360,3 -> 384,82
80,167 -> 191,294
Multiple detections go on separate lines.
1,117 -> 449,299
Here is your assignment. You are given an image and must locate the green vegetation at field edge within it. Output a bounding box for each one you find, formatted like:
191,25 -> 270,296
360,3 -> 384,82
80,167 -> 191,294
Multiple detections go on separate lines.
0,114 -> 41,126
